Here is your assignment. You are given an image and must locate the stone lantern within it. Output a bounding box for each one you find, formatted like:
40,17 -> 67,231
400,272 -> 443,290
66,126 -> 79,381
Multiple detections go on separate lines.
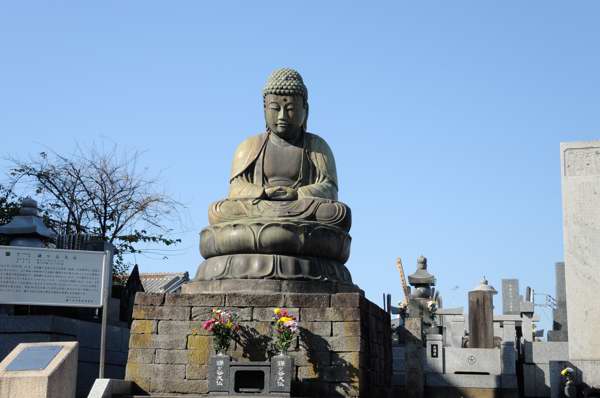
408,256 -> 436,300
0,198 -> 55,247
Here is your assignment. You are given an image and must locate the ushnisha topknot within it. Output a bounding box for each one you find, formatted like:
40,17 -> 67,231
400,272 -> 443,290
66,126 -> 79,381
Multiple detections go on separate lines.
263,68 -> 308,101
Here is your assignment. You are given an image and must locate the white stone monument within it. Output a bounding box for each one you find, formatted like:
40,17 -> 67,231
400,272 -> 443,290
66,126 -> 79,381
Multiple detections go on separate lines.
561,141 -> 600,386
0,341 -> 78,398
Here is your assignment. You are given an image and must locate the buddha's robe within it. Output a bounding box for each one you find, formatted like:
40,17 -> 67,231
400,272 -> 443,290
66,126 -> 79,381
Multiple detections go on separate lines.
228,131 -> 338,200
208,132 -> 350,231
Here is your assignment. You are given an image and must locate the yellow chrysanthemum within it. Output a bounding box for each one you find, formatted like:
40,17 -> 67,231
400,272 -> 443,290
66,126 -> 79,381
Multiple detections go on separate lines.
273,308 -> 281,315
278,316 -> 293,323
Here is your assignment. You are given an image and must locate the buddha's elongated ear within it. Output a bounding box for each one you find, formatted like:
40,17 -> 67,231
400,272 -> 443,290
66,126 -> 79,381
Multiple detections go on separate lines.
302,101 -> 309,132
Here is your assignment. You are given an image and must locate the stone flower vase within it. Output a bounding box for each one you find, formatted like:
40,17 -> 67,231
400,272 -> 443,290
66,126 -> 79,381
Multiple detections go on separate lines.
270,353 -> 294,393
213,334 -> 232,357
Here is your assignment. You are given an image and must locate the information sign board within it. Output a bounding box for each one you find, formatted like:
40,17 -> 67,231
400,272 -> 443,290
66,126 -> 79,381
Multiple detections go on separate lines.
0,245 -> 107,307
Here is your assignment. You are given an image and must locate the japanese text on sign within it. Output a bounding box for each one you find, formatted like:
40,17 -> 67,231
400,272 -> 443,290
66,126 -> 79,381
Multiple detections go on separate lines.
0,246 -> 107,308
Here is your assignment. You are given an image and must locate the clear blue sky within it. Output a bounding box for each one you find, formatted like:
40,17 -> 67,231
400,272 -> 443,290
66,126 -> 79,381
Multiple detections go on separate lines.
2,2 -> 599,332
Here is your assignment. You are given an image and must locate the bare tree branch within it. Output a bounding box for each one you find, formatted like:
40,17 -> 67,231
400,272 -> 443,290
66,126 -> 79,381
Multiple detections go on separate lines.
7,144 -> 183,275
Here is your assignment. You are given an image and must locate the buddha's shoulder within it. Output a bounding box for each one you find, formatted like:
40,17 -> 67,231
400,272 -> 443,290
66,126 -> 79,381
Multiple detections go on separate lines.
233,132 -> 268,155
305,132 -> 333,154
230,133 -> 268,179
237,132 -> 268,146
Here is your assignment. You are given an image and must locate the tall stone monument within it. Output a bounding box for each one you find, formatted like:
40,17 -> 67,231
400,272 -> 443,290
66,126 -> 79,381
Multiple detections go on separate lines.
468,278 -> 497,349
125,69 -> 391,397
561,141 -> 600,386
547,262 -> 568,342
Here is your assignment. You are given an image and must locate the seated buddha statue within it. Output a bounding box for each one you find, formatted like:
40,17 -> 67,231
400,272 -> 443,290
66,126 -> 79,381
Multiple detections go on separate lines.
194,68 -> 353,284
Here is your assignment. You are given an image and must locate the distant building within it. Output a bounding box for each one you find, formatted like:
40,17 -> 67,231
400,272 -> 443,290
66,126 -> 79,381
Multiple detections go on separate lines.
139,272 -> 189,293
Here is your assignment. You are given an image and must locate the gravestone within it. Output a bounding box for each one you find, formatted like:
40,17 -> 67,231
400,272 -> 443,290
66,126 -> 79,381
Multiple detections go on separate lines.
424,334 -> 443,373
547,262 -> 568,342
0,341 -> 78,398
502,279 -> 520,316
468,279 -> 497,349
560,141 -> 600,387
561,142 -> 600,359
438,308 -> 465,348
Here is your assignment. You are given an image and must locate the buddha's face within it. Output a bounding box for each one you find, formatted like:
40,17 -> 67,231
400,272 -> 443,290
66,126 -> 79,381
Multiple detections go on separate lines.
264,94 -> 307,141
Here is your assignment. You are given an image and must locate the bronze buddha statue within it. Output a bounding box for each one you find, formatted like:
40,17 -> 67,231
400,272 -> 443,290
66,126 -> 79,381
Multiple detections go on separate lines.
194,68 -> 353,284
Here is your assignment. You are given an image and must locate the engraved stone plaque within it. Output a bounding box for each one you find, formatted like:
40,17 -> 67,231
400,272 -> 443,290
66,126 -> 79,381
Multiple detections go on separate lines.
5,345 -> 62,371
502,279 -> 520,315
564,147 -> 600,177
431,344 -> 439,358
270,355 -> 293,393
0,246 -> 107,308
208,355 -> 230,392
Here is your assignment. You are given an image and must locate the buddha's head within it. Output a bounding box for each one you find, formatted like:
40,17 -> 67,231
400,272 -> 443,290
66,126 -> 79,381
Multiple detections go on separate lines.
263,68 -> 308,142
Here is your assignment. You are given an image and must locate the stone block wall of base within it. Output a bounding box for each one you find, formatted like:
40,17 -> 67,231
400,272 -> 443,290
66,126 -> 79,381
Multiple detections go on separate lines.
125,291 -> 392,397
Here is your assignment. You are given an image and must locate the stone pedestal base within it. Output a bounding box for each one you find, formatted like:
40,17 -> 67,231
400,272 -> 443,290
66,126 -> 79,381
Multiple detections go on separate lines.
0,342 -> 79,398
125,288 -> 391,397
195,254 -> 353,284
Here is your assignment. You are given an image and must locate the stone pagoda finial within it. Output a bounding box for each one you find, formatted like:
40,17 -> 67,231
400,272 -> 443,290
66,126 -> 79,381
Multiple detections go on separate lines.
472,276 -> 498,294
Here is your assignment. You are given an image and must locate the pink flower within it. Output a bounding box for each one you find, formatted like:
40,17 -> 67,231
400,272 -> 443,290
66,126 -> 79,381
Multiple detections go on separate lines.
284,320 -> 298,332
202,319 -> 216,331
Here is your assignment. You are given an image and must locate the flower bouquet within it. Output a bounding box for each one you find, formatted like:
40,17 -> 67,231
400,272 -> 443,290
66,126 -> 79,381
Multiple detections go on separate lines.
272,308 -> 298,355
202,309 -> 239,355
561,367 -> 577,397
398,301 -> 408,319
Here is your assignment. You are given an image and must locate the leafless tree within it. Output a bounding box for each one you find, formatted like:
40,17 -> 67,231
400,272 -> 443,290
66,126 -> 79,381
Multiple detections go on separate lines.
8,145 -> 182,275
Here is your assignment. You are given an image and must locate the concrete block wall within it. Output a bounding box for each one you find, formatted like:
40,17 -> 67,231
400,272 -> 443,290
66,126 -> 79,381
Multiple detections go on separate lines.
125,291 -> 392,397
523,341 -> 569,397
